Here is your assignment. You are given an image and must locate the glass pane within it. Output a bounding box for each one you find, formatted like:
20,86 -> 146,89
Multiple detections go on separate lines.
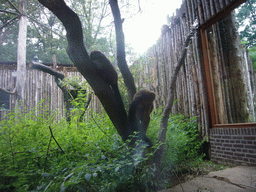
206,2 -> 256,124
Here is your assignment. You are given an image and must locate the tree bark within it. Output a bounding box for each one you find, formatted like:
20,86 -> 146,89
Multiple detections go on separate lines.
30,62 -> 91,122
38,0 -> 128,140
109,0 -> 136,102
153,21 -> 198,187
16,0 -> 27,106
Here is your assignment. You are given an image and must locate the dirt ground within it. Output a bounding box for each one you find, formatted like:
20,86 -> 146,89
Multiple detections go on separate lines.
159,166 -> 256,192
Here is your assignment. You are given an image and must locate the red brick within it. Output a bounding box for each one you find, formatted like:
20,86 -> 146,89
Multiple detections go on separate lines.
233,144 -> 244,148
244,136 -> 256,140
234,153 -> 245,157
245,145 -> 256,149
233,136 -> 242,139
224,151 -> 233,155
242,149 -> 248,153
227,155 -> 232,159
223,144 -> 232,147
246,154 -> 256,159
249,159 -> 256,163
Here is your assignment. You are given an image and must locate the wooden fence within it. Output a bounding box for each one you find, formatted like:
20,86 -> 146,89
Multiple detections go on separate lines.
0,62 -> 103,121
133,0 -> 252,139
1,0 -> 252,141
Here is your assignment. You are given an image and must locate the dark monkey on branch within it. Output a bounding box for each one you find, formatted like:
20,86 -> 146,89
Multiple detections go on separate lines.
90,51 -> 155,147
127,90 -> 155,147
90,51 -> 120,96
90,51 -> 118,87
90,51 -> 125,115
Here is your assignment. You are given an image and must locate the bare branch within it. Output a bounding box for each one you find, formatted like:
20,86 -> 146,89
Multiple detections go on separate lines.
0,87 -> 16,95
153,20 -> 199,185
109,0 -> 136,102
0,16 -> 19,31
37,0 -> 128,141
6,0 -> 21,14
49,126 -> 65,154
30,62 -> 65,80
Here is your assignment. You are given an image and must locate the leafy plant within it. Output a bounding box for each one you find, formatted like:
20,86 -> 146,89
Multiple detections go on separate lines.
0,102 -> 157,191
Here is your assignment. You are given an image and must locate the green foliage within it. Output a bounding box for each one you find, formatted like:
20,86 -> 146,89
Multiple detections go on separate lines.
236,0 -> 256,69
163,114 -> 203,165
236,0 -> 256,49
248,46 -> 256,69
0,101 -> 203,191
0,103 -> 154,191
147,112 -> 203,167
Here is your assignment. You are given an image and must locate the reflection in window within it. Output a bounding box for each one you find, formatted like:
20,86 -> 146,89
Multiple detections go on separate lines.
206,9 -> 256,124
0,90 -> 10,110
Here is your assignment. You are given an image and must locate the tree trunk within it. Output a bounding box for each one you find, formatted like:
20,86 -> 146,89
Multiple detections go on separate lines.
109,0 -> 136,102
16,0 -> 27,106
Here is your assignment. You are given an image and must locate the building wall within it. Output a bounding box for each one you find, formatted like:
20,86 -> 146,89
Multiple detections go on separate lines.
210,127 -> 256,166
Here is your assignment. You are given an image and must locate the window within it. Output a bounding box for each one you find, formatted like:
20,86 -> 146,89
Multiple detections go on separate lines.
201,0 -> 256,126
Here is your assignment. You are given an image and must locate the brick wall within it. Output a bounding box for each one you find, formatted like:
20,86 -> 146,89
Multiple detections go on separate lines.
210,128 -> 256,166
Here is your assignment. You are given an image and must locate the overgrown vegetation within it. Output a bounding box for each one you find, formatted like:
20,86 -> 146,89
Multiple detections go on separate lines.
0,101 -> 205,191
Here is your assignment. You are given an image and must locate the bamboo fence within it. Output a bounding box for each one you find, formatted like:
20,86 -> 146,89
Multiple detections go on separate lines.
0,0 -> 253,140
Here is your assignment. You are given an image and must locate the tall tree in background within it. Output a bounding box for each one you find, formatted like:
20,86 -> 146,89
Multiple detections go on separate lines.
0,0 -> 114,64
236,0 -> 256,69
236,0 -> 256,48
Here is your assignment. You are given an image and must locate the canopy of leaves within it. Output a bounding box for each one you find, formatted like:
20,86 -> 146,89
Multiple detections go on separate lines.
236,0 -> 256,48
0,0 -> 115,64
236,0 -> 256,68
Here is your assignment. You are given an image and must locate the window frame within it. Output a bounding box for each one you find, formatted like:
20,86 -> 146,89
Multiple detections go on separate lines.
199,0 -> 256,128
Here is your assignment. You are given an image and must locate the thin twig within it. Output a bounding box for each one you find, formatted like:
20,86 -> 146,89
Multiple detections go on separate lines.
91,113 -> 114,140
6,0 -> 21,14
48,126 -> 65,154
44,136 -> 52,171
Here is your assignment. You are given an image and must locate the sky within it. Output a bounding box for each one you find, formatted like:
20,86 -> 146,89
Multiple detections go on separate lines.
123,0 -> 183,54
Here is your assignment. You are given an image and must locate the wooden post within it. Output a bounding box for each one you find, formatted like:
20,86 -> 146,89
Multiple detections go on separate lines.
16,0 -> 27,106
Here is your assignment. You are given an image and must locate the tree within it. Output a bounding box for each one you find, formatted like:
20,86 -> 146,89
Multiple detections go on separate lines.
236,0 -> 256,69
0,0 -> 112,64
37,0 -> 131,142
30,61 -> 92,122
236,0 -> 256,48
0,1 -> 20,61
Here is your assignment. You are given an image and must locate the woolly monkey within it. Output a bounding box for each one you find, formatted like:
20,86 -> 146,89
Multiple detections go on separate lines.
127,89 -> 155,147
